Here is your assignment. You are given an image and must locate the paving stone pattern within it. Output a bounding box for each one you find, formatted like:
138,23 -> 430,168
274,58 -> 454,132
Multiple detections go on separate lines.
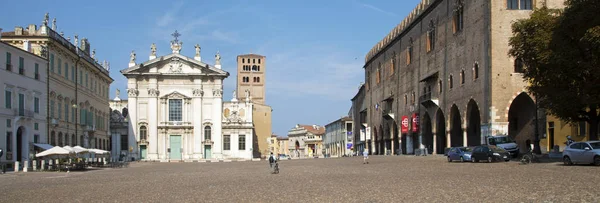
0,156 -> 597,202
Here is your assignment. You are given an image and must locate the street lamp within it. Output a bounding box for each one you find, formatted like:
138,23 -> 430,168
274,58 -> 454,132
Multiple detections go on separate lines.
534,97 -> 541,154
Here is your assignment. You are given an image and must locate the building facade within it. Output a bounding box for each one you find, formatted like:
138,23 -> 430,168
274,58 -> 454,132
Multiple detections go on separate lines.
360,0 -> 564,155
324,117 -> 353,157
236,53 -> 272,158
287,124 -> 324,158
0,40 -> 48,165
221,97 -> 254,159
267,134 -> 278,155
277,136 -> 289,157
1,14 -> 113,156
109,92 -> 131,161
351,84 -> 369,154
121,36 -> 235,161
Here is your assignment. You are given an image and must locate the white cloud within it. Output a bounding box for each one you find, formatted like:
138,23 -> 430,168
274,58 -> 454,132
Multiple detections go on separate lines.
156,1 -> 184,27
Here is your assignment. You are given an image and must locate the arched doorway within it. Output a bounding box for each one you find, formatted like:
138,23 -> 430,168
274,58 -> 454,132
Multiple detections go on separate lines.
435,109 -> 447,154
467,99 -> 481,146
450,105 -> 463,147
58,132 -> 63,147
295,140 -> 300,157
508,92 -> 536,152
71,134 -> 76,147
392,122 -> 399,155
422,113 -> 434,154
16,126 -> 25,162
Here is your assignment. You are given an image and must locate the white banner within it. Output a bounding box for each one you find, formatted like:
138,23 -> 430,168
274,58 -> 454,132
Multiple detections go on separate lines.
360,129 -> 366,142
365,127 -> 371,140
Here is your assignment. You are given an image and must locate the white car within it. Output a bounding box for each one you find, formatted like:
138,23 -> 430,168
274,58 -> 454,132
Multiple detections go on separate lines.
562,141 -> 600,166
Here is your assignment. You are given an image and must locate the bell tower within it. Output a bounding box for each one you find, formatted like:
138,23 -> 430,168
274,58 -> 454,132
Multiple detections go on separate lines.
236,54 -> 266,104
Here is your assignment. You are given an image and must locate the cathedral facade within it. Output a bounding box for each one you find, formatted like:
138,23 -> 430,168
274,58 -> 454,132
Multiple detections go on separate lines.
120,32 -> 251,161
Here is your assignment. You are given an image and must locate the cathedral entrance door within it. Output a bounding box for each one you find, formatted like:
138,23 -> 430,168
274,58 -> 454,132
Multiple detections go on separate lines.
204,145 -> 212,159
140,145 -> 147,160
169,135 -> 182,160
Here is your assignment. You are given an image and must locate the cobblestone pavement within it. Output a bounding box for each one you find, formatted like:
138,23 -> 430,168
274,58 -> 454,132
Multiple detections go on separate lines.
0,156 -> 598,202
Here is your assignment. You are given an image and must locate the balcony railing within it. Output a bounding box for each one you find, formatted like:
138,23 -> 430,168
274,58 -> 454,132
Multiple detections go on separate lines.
85,125 -> 96,132
420,92 -> 439,107
14,109 -> 34,118
159,121 -> 192,126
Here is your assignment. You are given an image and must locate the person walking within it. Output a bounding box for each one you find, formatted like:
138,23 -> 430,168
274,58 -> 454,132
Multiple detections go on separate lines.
362,150 -> 369,164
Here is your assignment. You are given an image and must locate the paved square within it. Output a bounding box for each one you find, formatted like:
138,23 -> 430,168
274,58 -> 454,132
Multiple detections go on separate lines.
0,156 -> 598,202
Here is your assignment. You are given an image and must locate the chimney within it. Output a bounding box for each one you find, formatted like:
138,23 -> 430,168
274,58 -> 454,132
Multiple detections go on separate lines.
15,26 -> 23,35
23,40 -> 31,52
27,24 -> 36,35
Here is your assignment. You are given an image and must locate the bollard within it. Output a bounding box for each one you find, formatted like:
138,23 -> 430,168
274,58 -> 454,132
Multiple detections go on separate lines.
33,160 -> 37,171
15,161 -> 20,172
23,161 -> 28,172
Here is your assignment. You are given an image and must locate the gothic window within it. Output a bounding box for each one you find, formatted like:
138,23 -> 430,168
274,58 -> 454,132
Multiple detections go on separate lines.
514,58 -> 524,73
427,20 -> 436,53
473,62 -> 479,80
239,135 -> 246,150
407,38 -> 414,65
460,69 -> 465,84
411,92 -> 415,105
258,59 -> 261,64
257,66 -> 260,71
242,58 -> 245,63
252,65 -> 257,71
376,64 -> 381,84
253,59 -> 256,63
449,75 -> 454,89
390,53 -> 396,76
404,95 -> 408,106
168,99 -> 182,121
438,80 -> 443,93
50,131 -> 55,146
256,77 -> 260,83
139,126 -> 147,140
204,126 -> 211,140
223,135 -> 230,150
453,0 -> 464,33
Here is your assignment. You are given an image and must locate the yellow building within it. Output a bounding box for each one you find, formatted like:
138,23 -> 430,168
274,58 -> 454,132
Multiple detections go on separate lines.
267,134 -> 278,155
542,115 -> 591,152
277,136 -> 289,157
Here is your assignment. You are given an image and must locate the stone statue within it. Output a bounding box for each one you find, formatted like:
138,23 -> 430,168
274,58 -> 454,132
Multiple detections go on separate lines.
92,49 -> 96,60
52,18 -> 57,30
74,35 -> 78,46
116,89 -> 120,98
130,50 -> 136,63
215,51 -> 221,65
43,13 -> 49,26
245,89 -> 250,99
194,44 -> 201,57
232,90 -> 236,99
150,43 -> 156,56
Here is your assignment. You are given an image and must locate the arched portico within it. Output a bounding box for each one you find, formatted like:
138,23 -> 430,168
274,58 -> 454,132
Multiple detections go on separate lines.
450,105 -> 463,147
467,99 -> 481,146
508,92 -> 536,152
435,109 -> 447,154
422,113 -> 433,154
16,126 -> 28,162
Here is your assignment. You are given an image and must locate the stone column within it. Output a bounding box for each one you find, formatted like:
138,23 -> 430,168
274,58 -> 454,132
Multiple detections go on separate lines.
193,84 -> 204,159
211,87 -> 223,158
463,127 -> 468,147
127,87 -> 139,158
148,82 -> 159,160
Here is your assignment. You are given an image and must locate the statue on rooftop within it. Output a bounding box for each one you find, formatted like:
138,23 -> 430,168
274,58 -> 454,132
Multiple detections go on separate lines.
150,43 -> 157,56
130,50 -> 136,63
215,51 -> 221,65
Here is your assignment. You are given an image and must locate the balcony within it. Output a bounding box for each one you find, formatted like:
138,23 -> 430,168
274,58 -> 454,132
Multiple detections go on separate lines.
85,125 -> 96,132
382,100 -> 394,120
420,92 -> 439,108
6,63 -> 12,71
14,109 -> 34,118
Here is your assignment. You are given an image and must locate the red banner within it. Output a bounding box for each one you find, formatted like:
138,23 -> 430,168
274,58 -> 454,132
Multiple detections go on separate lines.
401,116 -> 409,133
412,113 -> 420,133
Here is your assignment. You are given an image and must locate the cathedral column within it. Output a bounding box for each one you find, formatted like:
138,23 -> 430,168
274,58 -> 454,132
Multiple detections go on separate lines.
126,87 -> 139,158
212,86 -> 223,158
148,78 -> 160,160
192,84 -> 204,159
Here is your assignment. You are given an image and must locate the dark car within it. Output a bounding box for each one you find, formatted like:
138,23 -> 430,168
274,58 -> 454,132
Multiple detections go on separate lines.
471,145 -> 510,163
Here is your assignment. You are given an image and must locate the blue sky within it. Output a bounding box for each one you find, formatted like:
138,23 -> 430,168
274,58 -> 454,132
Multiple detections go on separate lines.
0,0 -> 420,137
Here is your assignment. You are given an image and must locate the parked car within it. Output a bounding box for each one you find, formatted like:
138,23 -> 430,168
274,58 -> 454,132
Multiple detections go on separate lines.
471,145 -> 510,163
447,147 -> 473,162
486,135 -> 519,158
562,141 -> 600,166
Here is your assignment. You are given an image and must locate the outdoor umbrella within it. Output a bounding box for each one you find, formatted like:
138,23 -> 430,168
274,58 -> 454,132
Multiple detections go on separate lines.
35,146 -> 71,157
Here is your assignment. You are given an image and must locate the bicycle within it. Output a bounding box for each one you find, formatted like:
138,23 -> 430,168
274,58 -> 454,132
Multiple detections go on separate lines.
272,162 -> 279,174
520,149 -> 540,165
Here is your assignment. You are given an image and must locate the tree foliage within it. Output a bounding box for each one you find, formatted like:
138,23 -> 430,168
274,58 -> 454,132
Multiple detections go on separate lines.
509,0 -> 600,140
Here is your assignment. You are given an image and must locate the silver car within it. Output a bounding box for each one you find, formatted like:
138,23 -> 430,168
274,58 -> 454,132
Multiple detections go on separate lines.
562,141 -> 600,166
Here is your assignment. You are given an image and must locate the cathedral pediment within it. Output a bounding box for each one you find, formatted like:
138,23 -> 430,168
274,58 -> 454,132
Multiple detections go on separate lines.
161,91 -> 190,99
120,53 -> 229,77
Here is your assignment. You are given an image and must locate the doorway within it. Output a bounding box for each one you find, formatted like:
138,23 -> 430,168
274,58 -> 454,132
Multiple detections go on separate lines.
140,145 -> 147,160
16,126 -> 25,162
204,145 -> 212,159
169,135 -> 182,160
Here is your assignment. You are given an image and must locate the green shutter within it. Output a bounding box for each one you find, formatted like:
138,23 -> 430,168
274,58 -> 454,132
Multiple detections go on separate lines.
50,54 -> 54,72
5,90 -> 11,109
65,63 -> 68,79
57,58 -> 62,74
6,52 -> 11,65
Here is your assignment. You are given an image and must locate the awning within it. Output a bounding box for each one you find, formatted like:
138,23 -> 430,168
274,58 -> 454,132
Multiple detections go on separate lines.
33,143 -> 54,150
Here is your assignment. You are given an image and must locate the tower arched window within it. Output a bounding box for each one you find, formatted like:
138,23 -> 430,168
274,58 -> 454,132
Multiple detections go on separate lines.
407,38 -> 413,65
139,126 -> 147,140
427,20 -> 436,52
449,75 -> 454,89
514,58 -> 524,73
242,58 -> 245,63
473,62 -> 479,80
258,59 -> 261,64
438,79 -> 443,93
256,77 -> 260,83
460,70 -> 465,84
204,126 -> 211,140
453,0 -> 464,33
253,59 -> 256,63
